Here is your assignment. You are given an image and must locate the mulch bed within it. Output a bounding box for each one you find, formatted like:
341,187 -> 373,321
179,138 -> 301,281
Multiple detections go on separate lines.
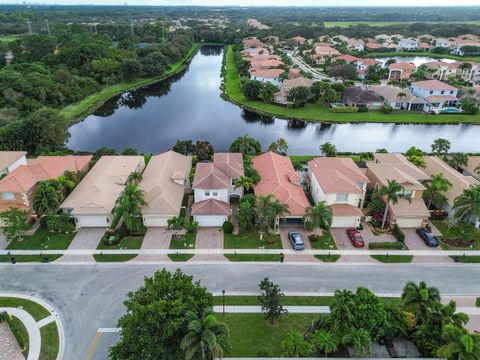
443,238 -> 475,248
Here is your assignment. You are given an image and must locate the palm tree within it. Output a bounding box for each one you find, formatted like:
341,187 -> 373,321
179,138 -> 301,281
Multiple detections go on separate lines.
447,152 -> 468,170
127,171 -> 143,185
234,176 -> 254,192
269,198 -> 290,232
437,324 -> 480,360
319,142 -> 337,157
377,179 -> 405,229
304,202 -> 333,234
180,310 -> 229,360
453,185 -> 480,224
342,328 -> 372,358
229,134 -> 261,156
33,181 -> 61,216
112,183 -> 147,232
330,289 -> 355,336
313,330 -> 339,357
56,176 -> 75,197
440,300 -> 469,328
397,92 -> 407,100
281,330 -> 312,357
458,62 -> 473,77
423,173 -> 453,209
401,281 -> 440,323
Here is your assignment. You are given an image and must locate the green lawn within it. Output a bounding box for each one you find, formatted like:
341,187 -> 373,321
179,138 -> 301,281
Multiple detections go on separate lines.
0,297 -> 51,322
6,226 -> 75,250
0,255 -> 62,263
94,235 -> 143,262
221,313 -> 316,357
224,45 -> 480,124
431,219 -> 480,250
0,35 -> 21,42
476,298 -> 480,307
40,322 -> 59,360
224,231 -> 282,249
371,255 -> 414,263
289,155 -> 315,164
225,254 -> 282,262
309,230 -> 340,262
60,43 -> 200,122
8,316 -> 29,357
449,256 -> 480,263
168,232 -> 196,262
214,295 -> 333,306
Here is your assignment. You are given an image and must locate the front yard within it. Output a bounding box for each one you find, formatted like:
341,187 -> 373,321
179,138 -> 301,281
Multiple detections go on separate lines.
309,230 -> 340,262
6,226 -> 75,251
224,231 -> 282,249
169,232 -> 196,262
94,234 -> 144,262
431,220 -> 480,250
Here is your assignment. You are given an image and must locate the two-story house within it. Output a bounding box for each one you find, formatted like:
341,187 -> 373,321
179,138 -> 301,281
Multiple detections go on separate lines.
366,153 -> 431,228
307,157 -> 369,228
398,38 -> 418,51
249,68 -> 283,86
191,153 -> 244,227
410,80 -> 459,114
0,151 -> 27,177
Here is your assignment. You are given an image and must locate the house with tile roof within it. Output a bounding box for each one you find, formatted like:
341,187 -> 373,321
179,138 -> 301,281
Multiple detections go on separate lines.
342,86 -> 384,109
388,62 -> 416,80
0,151 -> 27,176
274,77 -> 316,104
366,153 -> 430,228
60,156 -> 144,228
410,80 -> 459,114
370,85 -> 426,111
461,156 -> 480,182
249,68 -> 283,86
0,155 -> 92,218
307,157 -> 369,228
191,153 -> 243,227
423,156 -> 479,228
139,151 -> 191,227
252,152 -> 310,225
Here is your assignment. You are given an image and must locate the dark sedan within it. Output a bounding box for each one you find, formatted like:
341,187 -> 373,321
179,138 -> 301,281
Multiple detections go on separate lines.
288,231 -> 305,250
416,228 -> 439,247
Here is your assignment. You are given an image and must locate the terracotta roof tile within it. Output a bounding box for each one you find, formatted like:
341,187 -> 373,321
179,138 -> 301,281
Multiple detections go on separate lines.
191,198 -> 231,216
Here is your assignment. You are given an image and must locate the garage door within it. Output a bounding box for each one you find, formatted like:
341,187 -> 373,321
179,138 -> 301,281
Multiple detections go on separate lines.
194,215 -> 226,227
76,216 -> 110,228
395,218 -> 423,228
143,215 -> 170,227
331,216 -> 360,228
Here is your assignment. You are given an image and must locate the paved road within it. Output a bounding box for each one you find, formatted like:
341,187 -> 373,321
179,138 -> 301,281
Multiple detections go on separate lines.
2,263 -> 480,359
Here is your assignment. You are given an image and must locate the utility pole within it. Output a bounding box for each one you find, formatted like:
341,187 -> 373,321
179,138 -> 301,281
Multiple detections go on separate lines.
45,20 -> 50,36
26,20 -> 32,35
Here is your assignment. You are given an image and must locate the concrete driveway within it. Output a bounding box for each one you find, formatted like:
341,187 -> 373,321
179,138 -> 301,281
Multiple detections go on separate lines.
403,228 -> 453,264
280,226 -> 317,262
131,227 -> 170,262
190,228 -> 225,261
57,228 -> 106,263
331,227 -> 388,264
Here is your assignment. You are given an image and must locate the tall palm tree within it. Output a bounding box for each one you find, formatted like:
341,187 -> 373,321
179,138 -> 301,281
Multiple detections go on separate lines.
269,198 -> 290,232
33,181 -> 61,216
447,152 -> 468,170
437,324 -> 480,360
423,173 -> 453,209
127,171 -> 143,185
180,310 -> 229,360
112,183 -> 147,232
234,176 -> 254,192
342,328 -> 372,358
453,185 -> 480,223
313,330 -> 339,357
377,179 -> 405,229
304,202 -> 333,234
281,330 -> 312,357
329,289 -> 355,336
401,281 -> 440,323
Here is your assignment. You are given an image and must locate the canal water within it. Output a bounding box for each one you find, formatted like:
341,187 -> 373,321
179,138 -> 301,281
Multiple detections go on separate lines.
67,46 -> 480,155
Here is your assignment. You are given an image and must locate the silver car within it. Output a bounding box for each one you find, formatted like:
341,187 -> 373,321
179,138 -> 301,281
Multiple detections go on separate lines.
288,231 -> 305,250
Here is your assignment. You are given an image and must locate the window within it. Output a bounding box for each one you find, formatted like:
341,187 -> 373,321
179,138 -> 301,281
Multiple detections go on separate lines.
2,192 -> 14,201
231,178 -> 236,186
398,189 -> 414,198
336,193 -> 348,202
450,90 -> 454,94
441,90 -> 445,94
204,190 -> 210,197
429,90 -> 433,94
212,191 -> 218,197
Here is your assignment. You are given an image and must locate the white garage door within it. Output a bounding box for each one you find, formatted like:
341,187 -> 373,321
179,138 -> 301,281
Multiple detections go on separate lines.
395,218 -> 423,228
194,215 -> 226,227
76,216 -> 110,228
143,215 -> 170,227
331,216 -> 360,228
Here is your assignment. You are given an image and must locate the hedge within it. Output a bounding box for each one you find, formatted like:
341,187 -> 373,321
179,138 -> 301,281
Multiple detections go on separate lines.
369,242 -> 405,250
330,106 -> 358,113
393,224 -> 405,242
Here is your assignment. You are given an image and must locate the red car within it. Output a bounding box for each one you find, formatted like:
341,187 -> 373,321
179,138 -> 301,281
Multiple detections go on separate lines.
346,228 -> 365,248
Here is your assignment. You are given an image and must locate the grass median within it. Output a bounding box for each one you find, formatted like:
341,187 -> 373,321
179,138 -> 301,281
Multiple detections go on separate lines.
168,233 -> 196,262
40,322 -> 60,360
94,235 -> 143,262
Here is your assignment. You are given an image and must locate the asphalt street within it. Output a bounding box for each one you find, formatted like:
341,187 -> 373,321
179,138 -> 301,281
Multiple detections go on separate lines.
1,263 -> 480,359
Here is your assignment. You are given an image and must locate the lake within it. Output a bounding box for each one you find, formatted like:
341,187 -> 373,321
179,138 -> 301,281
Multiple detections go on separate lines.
375,55 -> 457,67
67,46 -> 480,155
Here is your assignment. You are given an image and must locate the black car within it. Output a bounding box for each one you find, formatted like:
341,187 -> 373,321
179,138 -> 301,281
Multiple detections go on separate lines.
416,228 -> 439,247
287,231 -> 305,250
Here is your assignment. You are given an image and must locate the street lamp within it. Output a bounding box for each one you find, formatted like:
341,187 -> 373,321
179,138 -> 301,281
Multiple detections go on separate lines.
222,289 -> 226,317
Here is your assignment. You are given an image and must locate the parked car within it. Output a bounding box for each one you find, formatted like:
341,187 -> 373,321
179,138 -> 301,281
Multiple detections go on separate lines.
416,228 -> 439,247
288,231 -> 305,250
346,228 -> 365,248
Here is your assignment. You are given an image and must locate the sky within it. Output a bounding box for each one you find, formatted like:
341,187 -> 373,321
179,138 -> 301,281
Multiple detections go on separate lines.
1,0 -> 480,6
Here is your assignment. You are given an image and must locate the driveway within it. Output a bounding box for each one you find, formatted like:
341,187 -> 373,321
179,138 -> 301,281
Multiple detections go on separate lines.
0,232 -> 7,250
56,228 -> 106,263
280,226 -> 317,262
403,228 -> 453,264
131,227 -> 170,262
190,228 -> 225,261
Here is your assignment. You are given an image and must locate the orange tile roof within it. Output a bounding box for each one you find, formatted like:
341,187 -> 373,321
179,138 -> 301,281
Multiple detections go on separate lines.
331,203 -> 363,217
412,80 -> 458,91
0,155 -> 92,193
191,198 -> 231,216
249,68 -> 284,78
193,163 -> 229,189
252,152 -> 310,217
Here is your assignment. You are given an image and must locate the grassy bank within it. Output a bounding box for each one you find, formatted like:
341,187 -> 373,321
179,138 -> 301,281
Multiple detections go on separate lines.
367,51 -> 480,62
60,43 -> 200,122
224,45 -> 480,124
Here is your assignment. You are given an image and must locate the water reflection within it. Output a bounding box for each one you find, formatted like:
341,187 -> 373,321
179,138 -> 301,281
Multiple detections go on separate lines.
67,46 -> 480,155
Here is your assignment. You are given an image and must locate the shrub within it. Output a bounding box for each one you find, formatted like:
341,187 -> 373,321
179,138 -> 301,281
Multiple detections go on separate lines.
223,221 -> 234,234
308,234 -> 321,242
393,224 -> 405,242
188,220 -> 199,234
0,311 -> 9,322
381,104 -> 393,114
357,107 -> 368,113
429,210 -> 448,220
304,220 -> 314,232
330,106 -> 358,113
265,235 -> 276,245
103,233 -> 120,246
45,213 -> 75,234
368,242 -> 405,250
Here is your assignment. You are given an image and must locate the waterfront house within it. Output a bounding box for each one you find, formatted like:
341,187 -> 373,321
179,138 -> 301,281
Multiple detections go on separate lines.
370,85 -> 426,111
274,77 -> 316,104
249,68 -> 283,86
0,151 -> 27,177
139,151 -> 191,227
60,156 -> 144,228
388,62 -> 416,80
346,38 -> 365,52
410,80 -> 459,114
461,156 -> 480,182
423,61 -> 458,81
307,157 -> 369,228
342,87 -> 384,109
398,38 -> 418,51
